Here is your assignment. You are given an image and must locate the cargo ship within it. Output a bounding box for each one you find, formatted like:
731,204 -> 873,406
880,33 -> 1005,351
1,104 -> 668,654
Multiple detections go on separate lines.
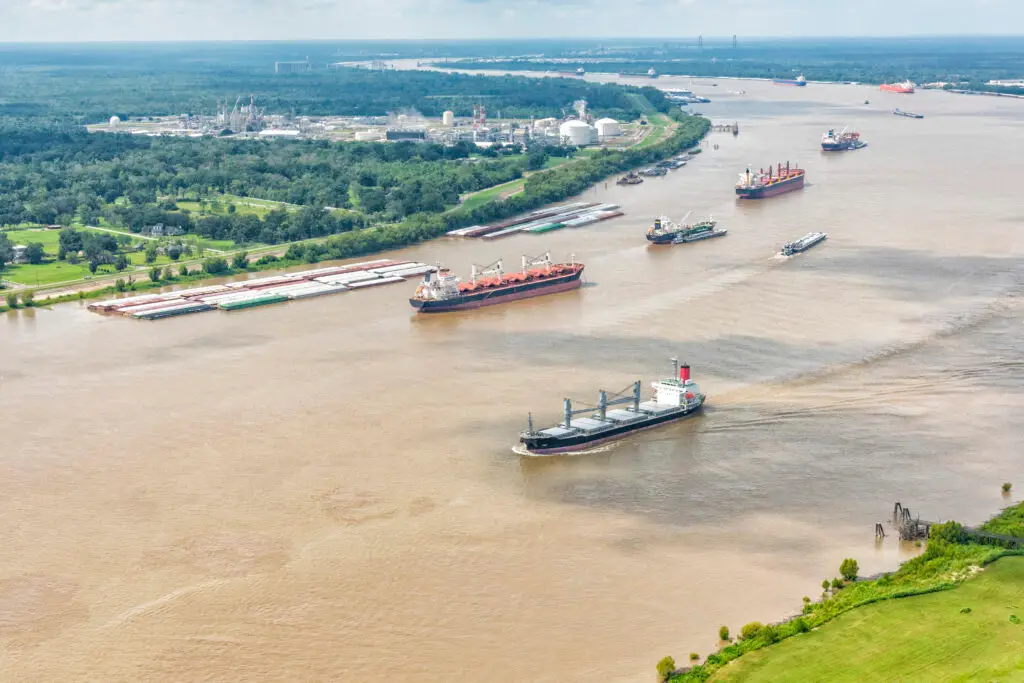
821,127 -> 866,151
781,232 -> 827,256
773,74 -> 807,86
409,253 -> 583,313
893,108 -> 924,119
880,80 -> 915,93
519,359 -> 705,455
735,162 -> 805,199
646,214 -> 723,244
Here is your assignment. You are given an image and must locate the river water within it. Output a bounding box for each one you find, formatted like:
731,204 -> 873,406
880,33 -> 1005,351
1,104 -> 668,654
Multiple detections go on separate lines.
2,76 -> 1023,682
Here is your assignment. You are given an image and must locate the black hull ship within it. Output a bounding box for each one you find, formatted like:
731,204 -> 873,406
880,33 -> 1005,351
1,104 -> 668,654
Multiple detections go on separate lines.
519,359 -> 706,455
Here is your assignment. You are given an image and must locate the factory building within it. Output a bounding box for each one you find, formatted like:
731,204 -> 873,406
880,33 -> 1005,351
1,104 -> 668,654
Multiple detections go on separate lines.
386,129 -> 427,141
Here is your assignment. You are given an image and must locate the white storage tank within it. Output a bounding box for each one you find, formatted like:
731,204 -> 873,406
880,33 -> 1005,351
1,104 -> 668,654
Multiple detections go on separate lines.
594,117 -> 620,138
109,115 -> 121,128
559,120 -> 595,146
442,111 -> 455,127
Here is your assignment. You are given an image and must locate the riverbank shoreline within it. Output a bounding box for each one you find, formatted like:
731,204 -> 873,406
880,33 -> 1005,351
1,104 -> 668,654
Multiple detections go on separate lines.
661,500 -> 1024,682
3,113 -> 710,314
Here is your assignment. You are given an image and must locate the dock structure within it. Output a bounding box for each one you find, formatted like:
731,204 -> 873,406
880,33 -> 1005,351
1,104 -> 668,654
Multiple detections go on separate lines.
880,502 -> 1024,548
710,122 -> 740,134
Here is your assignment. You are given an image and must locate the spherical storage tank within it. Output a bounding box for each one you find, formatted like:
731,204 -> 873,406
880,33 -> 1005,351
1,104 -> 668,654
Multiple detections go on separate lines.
594,118 -> 620,138
559,120 -> 595,146
109,115 -> 121,127
442,111 -> 455,127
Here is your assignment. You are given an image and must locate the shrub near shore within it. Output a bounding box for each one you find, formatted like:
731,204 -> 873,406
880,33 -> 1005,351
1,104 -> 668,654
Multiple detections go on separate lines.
661,503 -> 1024,682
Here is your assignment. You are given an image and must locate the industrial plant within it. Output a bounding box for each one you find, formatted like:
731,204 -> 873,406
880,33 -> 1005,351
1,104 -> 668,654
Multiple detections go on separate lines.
91,97 -> 638,150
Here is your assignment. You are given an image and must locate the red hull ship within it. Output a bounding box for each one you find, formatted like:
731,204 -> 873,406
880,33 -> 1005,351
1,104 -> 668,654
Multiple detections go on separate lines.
410,253 -> 583,313
735,162 -> 806,199
880,80 -> 915,93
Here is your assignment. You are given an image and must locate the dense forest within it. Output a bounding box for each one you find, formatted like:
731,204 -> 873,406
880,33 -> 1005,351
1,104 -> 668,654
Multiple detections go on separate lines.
0,124 -> 562,244
0,54 -> 670,123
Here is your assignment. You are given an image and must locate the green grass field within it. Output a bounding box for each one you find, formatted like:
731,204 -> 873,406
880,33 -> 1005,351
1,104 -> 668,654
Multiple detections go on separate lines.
714,557 -> 1024,683
459,177 -> 527,212
633,113 -> 675,150
1,227 -> 175,286
175,199 -> 270,219
625,92 -> 658,114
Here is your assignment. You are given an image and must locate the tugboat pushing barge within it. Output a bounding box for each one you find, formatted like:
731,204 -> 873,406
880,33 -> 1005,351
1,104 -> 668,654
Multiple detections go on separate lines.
735,162 -> 805,199
781,232 -> 827,256
519,358 -> 705,455
409,253 -> 583,313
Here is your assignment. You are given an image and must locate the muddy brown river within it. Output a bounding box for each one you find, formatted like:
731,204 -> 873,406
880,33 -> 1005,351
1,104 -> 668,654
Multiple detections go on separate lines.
2,76 -> 1023,682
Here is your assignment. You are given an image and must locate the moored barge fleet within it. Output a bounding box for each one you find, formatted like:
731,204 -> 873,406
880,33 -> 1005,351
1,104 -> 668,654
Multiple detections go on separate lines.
735,162 -> 806,199
409,253 -> 583,313
520,359 -> 706,455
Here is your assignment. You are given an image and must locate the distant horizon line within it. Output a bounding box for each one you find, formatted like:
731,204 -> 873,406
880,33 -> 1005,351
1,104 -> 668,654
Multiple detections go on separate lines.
2,34 -> 1024,47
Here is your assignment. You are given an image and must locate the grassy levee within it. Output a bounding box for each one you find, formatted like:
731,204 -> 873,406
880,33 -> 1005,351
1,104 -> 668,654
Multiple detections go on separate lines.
662,503 -> 1024,683
715,558 -> 1024,682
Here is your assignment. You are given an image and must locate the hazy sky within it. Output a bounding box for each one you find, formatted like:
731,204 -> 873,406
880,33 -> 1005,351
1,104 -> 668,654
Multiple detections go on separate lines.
1,0 -> 1020,42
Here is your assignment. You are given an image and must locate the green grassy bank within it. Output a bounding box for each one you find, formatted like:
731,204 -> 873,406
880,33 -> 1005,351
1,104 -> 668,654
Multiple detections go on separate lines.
657,503 -> 1024,683
716,557 -> 1024,682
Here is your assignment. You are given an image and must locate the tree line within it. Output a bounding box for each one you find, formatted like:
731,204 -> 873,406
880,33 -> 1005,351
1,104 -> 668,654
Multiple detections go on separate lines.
0,58 -> 672,124
0,125 -> 550,243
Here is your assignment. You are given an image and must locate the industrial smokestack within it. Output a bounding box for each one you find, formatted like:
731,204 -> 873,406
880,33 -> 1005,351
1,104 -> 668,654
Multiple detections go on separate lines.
680,363 -> 691,382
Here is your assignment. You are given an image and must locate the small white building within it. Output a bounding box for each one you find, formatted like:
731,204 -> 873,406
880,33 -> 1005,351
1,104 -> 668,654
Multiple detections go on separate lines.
559,120 -> 596,146
594,118 -> 621,139
11,245 -> 28,264
258,129 -> 301,138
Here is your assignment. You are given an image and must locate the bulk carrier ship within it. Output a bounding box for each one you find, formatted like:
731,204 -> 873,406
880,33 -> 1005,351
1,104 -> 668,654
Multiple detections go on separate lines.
519,359 -> 705,455
735,162 -> 805,199
773,74 -> 807,86
409,253 -> 583,313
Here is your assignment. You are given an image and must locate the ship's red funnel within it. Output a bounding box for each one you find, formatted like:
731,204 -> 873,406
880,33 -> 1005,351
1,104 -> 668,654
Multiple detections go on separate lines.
680,364 -> 690,382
